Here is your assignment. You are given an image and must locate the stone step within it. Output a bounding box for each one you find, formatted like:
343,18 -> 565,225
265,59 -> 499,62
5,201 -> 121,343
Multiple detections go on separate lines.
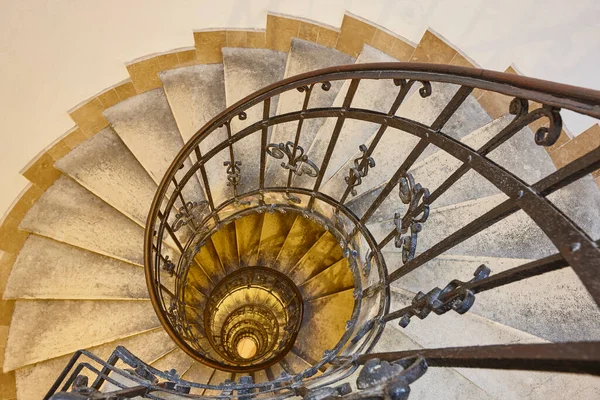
3,235 -> 147,300
181,362 -> 215,395
256,210 -> 296,268
372,324 -> 493,399
203,369 -> 233,396
19,176 -> 146,265
222,47 -> 287,196
4,300 -> 159,372
265,38 -> 355,187
55,127 -> 158,226
103,88 -> 205,205
292,45 -> 399,191
388,253 -> 600,343
299,258 -> 353,301
295,289 -> 354,365
389,288 -> 600,399
152,348 -> 195,378
274,215 -> 326,273
160,64 -> 232,206
288,231 -> 344,285
15,327 -> 175,400
235,213 -> 264,267
281,350 -> 312,376
210,221 -> 239,274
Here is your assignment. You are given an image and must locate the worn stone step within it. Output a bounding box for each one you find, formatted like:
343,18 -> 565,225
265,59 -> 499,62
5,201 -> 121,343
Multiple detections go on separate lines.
265,38 -> 355,187
281,350 -> 312,376
222,47 -> 287,196
4,300 -> 159,372
390,287 -> 600,399
295,289 -> 354,365
55,127 -> 158,226
152,348 -> 195,378
388,253 -> 600,343
235,213 -> 264,267
299,258 -> 353,301
181,362 -> 215,395
256,210 -> 296,268
15,327 -> 175,400
288,231 -> 344,284
372,324 -> 493,399
274,215 -> 326,273
19,176 -> 146,265
103,88 -> 205,205
160,64 -> 231,206
210,221 -> 239,274
3,235 -> 147,300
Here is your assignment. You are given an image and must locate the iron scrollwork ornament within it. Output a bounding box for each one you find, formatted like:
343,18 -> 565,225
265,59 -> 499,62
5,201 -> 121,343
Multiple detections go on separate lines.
346,144 -> 376,196
224,160 -> 242,188
172,201 -> 209,232
266,141 -> 319,177
398,264 -> 491,328
394,173 -> 430,264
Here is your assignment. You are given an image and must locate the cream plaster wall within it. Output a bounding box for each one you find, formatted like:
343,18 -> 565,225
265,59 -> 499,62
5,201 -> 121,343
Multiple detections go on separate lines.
1,0 -> 599,216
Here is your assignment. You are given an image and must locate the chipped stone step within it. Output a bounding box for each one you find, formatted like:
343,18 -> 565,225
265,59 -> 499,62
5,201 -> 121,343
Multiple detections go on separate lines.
299,258 -> 353,301
4,235 -> 147,300
388,253 -> 600,342
181,362 -> 215,395
288,231 -> 344,284
235,213 -> 264,267
293,45 -> 399,191
222,47 -> 287,195
295,289 -> 354,364
389,288 -> 600,399
55,127 -> 158,226
274,215 -> 326,273
160,64 -> 232,207
372,325 -> 493,399
257,211 -> 296,268
265,38 -> 355,187
19,176 -> 146,266
210,221 -> 239,274
4,300 -> 159,372
15,327 -> 176,400
103,88 -> 206,204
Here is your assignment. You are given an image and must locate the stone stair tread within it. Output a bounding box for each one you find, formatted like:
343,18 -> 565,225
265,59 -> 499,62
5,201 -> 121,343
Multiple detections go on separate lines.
275,215 -> 326,272
222,47 -> 287,195
295,289 -> 354,365
288,231 -> 344,284
4,300 -> 159,372
281,351 -> 312,375
151,348 -> 195,378
257,211 -> 296,268
210,221 -> 239,274
14,328 -> 175,400
235,213 -> 264,267
4,235 -> 147,300
372,325 -> 494,399
103,88 -> 205,204
387,252 -> 600,342
299,258 -> 353,301
181,362 -> 215,395
55,127 -> 158,225
293,45 -> 399,190
19,176 -> 146,265
203,370 -> 233,396
266,38 -> 355,187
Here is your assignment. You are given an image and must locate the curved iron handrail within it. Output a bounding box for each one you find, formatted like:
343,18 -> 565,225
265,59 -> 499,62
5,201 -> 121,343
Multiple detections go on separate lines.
143,63 -> 600,395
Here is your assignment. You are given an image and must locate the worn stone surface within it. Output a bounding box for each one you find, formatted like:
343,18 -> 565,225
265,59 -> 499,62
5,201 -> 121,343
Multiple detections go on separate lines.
257,211 -> 296,268
289,232 -> 344,285
4,235 -> 147,300
19,176 -> 146,265
152,348 -> 195,377
222,48 -> 287,196
389,253 -> 600,342
299,258 -> 353,301
103,88 -> 205,204
4,300 -> 158,371
210,221 -> 238,274
274,215 -> 325,273
15,328 -> 174,400
235,213 -> 263,267
266,39 -> 355,187
55,127 -> 157,225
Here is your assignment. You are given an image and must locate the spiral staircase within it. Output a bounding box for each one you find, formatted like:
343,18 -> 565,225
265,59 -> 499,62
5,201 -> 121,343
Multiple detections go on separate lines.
1,11 -> 600,400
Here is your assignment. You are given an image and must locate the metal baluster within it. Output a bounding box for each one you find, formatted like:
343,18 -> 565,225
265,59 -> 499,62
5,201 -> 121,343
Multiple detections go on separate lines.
260,98 -> 271,195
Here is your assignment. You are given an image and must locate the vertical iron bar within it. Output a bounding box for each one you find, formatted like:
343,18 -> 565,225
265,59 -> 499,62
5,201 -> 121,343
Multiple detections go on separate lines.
194,146 -> 216,212
286,86 -> 314,194
260,98 -> 272,193
308,79 -> 361,209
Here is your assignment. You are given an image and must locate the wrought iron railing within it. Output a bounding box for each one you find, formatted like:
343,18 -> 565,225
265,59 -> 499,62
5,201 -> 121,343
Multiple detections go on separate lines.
49,63 -> 600,398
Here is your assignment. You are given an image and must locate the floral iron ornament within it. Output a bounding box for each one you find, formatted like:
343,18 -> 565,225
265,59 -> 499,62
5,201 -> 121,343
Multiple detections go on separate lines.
394,172 -> 430,264
266,141 -> 319,177
346,144 -> 376,197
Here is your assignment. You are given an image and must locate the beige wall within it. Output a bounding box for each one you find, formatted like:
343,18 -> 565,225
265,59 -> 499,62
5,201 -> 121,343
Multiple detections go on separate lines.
1,0 -> 599,216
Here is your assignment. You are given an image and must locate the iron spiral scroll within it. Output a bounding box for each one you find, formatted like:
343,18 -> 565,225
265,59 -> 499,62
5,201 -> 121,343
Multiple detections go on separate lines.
48,63 -> 600,399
